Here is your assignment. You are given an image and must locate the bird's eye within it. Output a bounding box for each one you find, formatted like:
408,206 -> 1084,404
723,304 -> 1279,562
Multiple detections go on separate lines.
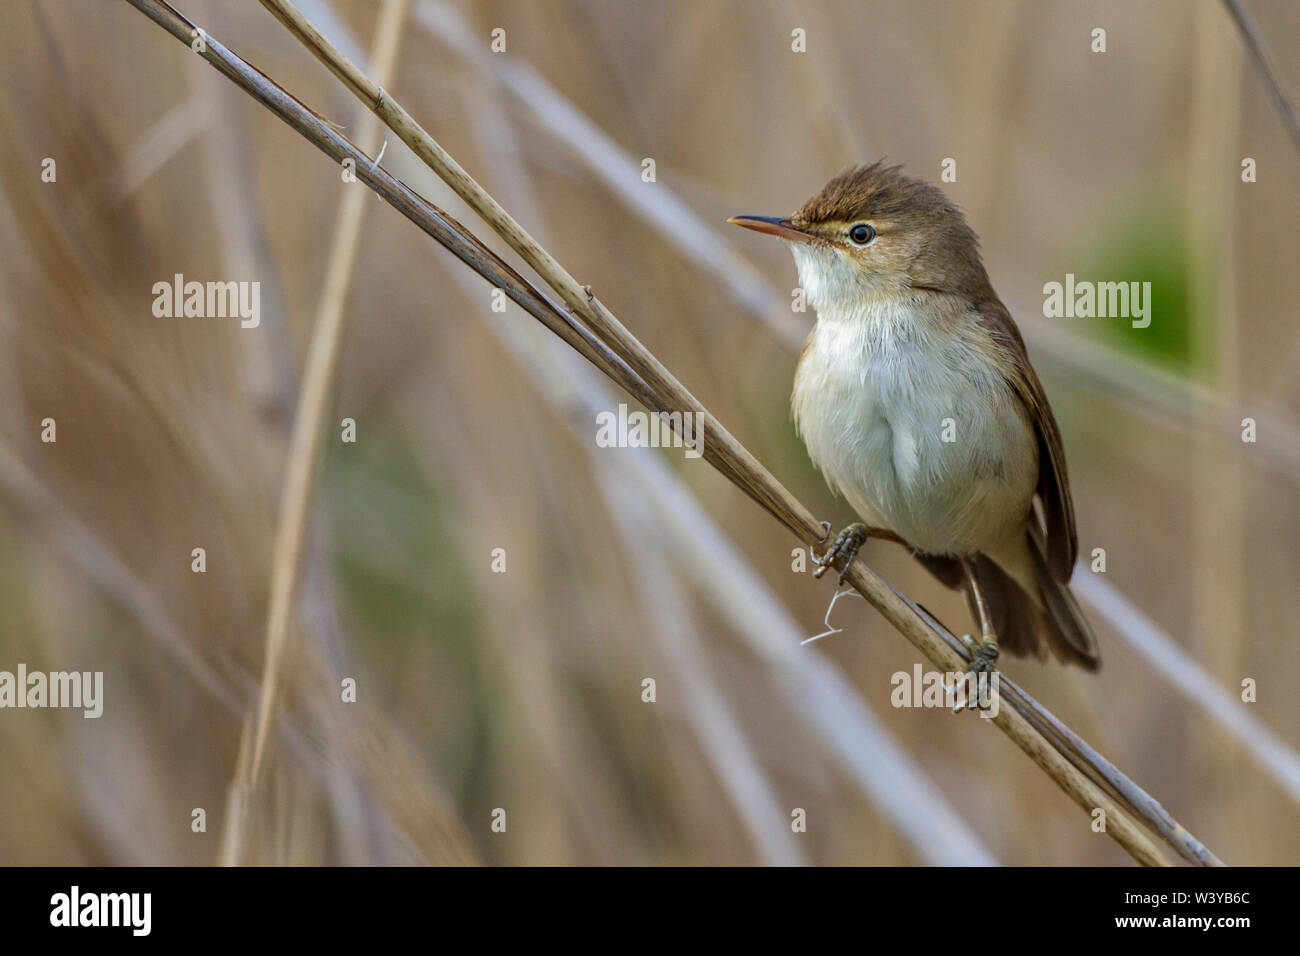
849,223 -> 876,245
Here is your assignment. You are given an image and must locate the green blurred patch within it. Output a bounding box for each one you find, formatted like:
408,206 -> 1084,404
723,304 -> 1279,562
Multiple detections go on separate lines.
323,420 -> 470,641
1072,202 -> 1197,374
320,412 -> 493,793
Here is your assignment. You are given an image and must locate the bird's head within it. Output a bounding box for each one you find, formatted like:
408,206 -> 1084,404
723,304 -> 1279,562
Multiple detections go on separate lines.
729,162 -> 989,313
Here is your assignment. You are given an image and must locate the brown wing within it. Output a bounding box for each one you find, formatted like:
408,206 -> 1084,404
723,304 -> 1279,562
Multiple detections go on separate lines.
973,299 -> 1078,582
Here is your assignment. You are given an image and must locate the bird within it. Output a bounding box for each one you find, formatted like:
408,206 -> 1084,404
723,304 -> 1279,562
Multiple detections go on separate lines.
729,162 -> 1099,673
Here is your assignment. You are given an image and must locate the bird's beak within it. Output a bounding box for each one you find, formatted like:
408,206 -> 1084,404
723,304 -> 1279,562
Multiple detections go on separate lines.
727,215 -> 816,244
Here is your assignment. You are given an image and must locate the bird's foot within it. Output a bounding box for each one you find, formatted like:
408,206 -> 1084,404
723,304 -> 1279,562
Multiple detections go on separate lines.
962,633 -> 1000,674
812,522 -> 870,585
952,634 -> 1000,713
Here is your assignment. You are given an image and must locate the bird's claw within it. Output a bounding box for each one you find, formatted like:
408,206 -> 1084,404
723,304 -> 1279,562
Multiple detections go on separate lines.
812,522 -> 869,585
952,634 -> 1000,713
962,633 -> 1000,674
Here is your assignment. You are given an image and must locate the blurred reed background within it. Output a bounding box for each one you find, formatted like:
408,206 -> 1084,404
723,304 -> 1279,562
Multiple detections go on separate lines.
0,0 -> 1297,865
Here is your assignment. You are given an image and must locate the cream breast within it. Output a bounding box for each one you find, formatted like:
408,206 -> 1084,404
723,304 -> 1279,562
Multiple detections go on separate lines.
791,287 -> 1039,556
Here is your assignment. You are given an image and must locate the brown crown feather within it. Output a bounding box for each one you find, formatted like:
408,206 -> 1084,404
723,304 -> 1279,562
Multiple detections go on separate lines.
794,162 -> 962,227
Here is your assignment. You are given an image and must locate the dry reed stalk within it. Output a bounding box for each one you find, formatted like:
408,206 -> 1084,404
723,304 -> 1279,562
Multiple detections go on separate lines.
449,84 -> 995,864
1221,0 -> 1300,154
418,1 -> 1300,489
435,108 -> 811,865
1189,1 -> 1249,851
225,0 -> 413,861
124,0 -> 1216,866
0,438 -> 440,857
434,250 -> 996,864
253,0 -> 1194,865
414,0 -> 1300,828
1074,573 -> 1300,802
253,0 -> 807,533
243,0 -> 408,815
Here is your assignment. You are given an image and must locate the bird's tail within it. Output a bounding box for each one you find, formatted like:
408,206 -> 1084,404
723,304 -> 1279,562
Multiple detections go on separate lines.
915,525 -> 1100,670
976,525 -> 1099,670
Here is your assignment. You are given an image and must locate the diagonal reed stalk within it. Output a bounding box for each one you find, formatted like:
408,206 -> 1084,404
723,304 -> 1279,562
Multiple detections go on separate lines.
124,0 -> 1222,866
1221,0 -> 1300,155
224,0 -> 411,861
447,85 -> 995,864
245,0 -> 408,819
411,0 -> 1300,816
423,96 -> 995,861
